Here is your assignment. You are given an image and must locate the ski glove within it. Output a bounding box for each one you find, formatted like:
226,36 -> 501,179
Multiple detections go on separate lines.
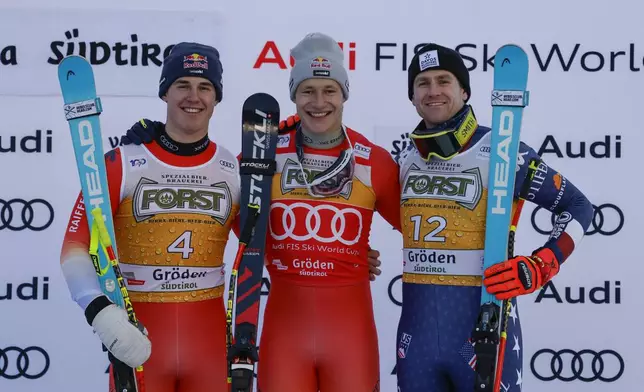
483,247 -> 560,300
121,118 -> 159,145
278,114 -> 300,132
85,295 -> 152,368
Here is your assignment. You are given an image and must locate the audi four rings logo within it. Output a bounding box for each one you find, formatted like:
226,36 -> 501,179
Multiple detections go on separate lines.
0,346 -> 50,379
531,348 -> 624,382
269,202 -> 363,245
0,199 -> 54,231
388,275 -> 402,306
531,203 -> 624,236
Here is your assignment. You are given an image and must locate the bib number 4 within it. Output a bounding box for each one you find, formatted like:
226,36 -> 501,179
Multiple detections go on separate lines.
410,215 -> 447,242
167,231 -> 194,259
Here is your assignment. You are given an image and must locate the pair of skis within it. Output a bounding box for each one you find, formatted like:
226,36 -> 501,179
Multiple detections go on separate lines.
58,55 -> 279,392
226,94 -> 279,391
474,44 -> 531,392
58,56 -> 145,391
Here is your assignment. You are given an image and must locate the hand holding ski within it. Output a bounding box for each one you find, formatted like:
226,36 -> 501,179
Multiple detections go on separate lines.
483,247 -> 560,300
473,44 -> 530,392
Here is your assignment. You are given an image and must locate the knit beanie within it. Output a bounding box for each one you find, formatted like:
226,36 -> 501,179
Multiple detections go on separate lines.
158,42 -> 223,102
407,43 -> 470,102
289,32 -> 349,102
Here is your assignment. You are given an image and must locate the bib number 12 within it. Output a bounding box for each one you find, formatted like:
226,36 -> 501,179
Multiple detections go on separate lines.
410,215 -> 447,242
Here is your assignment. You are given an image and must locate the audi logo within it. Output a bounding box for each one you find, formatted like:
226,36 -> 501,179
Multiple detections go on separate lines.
269,202 -> 363,246
0,199 -> 54,231
0,346 -> 50,379
219,159 -> 235,169
531,203 -> 624,236
530,348 -> 624,382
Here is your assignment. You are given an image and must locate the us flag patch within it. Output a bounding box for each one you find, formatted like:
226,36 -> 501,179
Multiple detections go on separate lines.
398,332 -> 412,359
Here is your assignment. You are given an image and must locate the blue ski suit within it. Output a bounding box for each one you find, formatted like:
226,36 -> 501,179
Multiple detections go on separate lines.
395,125 -> 594,392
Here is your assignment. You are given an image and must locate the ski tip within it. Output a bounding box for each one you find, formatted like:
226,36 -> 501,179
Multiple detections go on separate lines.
494,44 -> 529,72
57,56 -> 95,84
57,55 -> 91,76
57,54 -> 88,65
57,55 -> 98,104
492,44 -> 529,93
241,92 -> 281,122
243,92 -> 280,106
496,43 -> 527,55
245,92 -> 274,99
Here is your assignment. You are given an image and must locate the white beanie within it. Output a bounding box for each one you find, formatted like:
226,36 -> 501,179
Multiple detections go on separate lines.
288,32 -> 350,102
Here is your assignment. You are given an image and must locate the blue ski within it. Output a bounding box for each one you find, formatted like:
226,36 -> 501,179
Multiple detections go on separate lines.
57,55 -> 125,308
473,44 -> 530,392
58,55 -> 144,392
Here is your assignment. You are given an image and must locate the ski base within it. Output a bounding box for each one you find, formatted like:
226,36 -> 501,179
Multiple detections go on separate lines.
228,92 -> 279,392
58,55 -> 143,392
474,44 -> 530,392
57,55 -> 125,308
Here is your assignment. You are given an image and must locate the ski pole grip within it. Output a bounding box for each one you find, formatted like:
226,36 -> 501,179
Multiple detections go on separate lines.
239,204 -> 260,244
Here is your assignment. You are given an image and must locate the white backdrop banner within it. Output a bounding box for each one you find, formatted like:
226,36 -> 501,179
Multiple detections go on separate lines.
1,1 -> 642,391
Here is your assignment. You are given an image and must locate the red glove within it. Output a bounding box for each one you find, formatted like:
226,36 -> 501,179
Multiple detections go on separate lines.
483,247 -> 560,300
279,114 -> 300,132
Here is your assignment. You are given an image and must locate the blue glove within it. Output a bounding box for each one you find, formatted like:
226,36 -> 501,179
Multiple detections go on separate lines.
120,119 -> 160,146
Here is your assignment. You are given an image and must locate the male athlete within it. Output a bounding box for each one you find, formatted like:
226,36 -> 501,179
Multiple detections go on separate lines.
394,43 -> 595,391
60,42 -> 240,392
251,32 -> 401,392
120,34 -> 390,392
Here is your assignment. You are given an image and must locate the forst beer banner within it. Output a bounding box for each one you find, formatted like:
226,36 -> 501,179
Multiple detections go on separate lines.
1,1 -> 641,391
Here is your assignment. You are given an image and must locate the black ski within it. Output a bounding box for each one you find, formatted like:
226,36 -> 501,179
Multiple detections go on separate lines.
227,92 -> 279,392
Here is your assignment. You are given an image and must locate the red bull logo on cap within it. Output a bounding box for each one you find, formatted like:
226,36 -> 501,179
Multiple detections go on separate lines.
183,53 -> 209,70
310,56 -> 331,69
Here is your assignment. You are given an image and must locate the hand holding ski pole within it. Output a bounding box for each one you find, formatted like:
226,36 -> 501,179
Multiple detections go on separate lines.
483,247 -> 560,300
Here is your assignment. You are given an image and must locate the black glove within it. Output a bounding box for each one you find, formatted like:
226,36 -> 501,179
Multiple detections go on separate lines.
120,118 -> 161,146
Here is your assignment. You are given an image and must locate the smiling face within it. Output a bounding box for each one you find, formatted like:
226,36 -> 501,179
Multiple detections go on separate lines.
162,76 -> 218,141
411,69 -> 468,128
294,78 -> 344,134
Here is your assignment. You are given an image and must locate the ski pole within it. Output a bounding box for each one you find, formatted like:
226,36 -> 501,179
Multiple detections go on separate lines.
492,158 -> 538,392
